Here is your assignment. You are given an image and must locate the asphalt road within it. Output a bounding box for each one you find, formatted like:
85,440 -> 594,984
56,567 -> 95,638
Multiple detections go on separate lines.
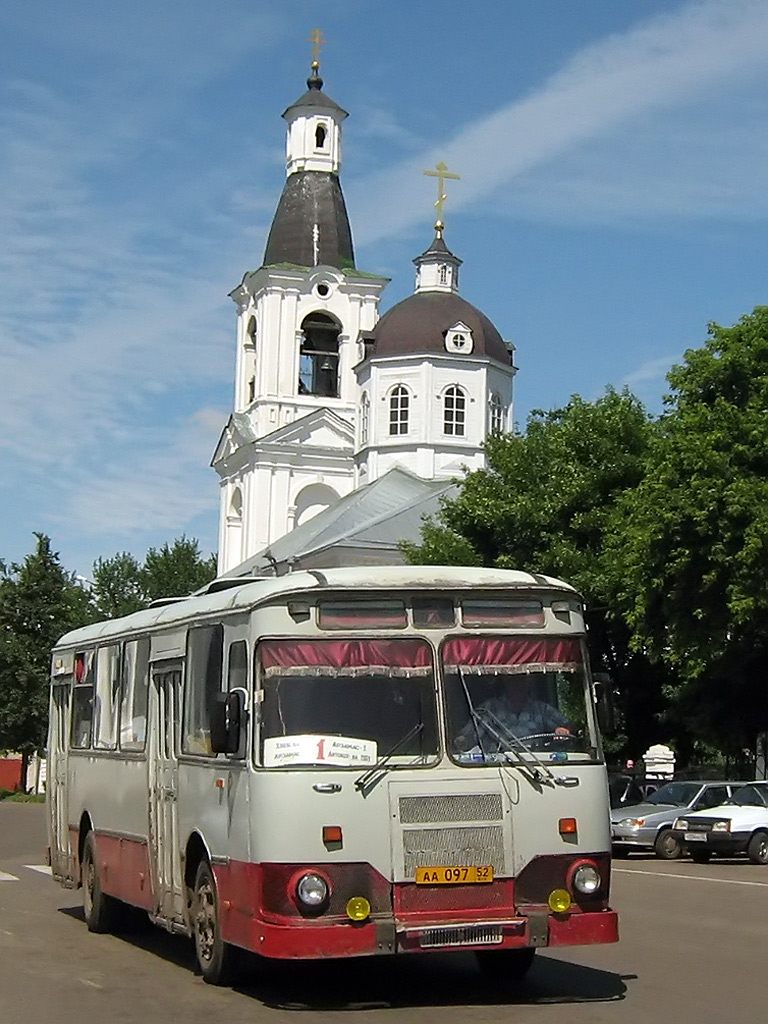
2,801 -> 767,1024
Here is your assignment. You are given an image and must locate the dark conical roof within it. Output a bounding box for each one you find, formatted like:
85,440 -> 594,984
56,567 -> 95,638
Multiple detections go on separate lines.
368,291 -> 511,364
263,171 -> 355,270
282,69 -> 348,120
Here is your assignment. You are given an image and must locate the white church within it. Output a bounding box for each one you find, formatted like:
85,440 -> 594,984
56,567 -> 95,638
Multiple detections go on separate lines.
212,55 -> 517,578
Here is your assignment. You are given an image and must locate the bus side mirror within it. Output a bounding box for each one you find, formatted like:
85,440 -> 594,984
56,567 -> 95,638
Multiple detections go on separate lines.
210,689 -> 246,754
593,673 -> 616,734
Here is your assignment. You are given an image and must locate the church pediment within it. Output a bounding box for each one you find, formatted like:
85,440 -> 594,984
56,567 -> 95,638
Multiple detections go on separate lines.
211,413 -> 258,465
261,408 -> 355,449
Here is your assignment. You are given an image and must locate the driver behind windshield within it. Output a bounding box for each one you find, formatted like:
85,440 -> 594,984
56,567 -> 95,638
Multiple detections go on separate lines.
455,672 -> 571,752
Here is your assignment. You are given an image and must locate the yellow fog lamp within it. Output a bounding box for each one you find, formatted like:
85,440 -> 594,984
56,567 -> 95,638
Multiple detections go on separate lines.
548,888 -> 572,913
346,896 -> 371,922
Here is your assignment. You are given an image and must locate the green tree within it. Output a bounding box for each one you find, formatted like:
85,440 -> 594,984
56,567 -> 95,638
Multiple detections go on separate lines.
139,536 -> 217,603
403,388 -> 665,759
91,551 -> 144,619
90,536 -> 217,618
0,534 -> 94,785
613,307 -> 768,756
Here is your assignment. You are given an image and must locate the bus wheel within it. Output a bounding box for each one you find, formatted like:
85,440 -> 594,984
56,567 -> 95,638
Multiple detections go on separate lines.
476,947 -> 535,982
747,831 -> 768,865
81,832 -> 121,933
192,861 -> 237,985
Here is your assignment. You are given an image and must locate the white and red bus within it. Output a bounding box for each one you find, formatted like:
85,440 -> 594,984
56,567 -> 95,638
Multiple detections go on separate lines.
47,565 -> 618,984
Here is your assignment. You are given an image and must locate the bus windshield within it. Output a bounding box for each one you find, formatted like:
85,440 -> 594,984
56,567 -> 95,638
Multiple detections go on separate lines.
257,638 -> 439,768
442,636 -> 598,764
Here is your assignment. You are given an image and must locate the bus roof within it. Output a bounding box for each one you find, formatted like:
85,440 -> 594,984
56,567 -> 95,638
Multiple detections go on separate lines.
54,565 -> 580,649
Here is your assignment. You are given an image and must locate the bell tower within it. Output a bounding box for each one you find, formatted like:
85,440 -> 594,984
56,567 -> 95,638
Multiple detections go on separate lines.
212,43 -> 388,574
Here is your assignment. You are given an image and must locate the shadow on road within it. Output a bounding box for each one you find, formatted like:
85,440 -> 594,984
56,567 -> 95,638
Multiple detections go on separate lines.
59,904 -> 627,1010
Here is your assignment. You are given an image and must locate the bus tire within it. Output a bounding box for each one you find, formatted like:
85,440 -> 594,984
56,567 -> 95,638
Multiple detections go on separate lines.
475,947 -> 535,981
653,829 -> 682,860
747,831 -> 768,865
192,860 -> 238,985
81,832 -> 121,933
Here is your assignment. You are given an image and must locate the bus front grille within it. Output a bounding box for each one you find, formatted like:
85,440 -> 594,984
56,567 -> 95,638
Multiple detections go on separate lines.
399,793 -> 503,824
402,825 -> 505,876
419,924 -> 503,948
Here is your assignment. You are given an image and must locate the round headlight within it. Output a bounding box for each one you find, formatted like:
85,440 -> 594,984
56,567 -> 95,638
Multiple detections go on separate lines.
572,864 -> 601,895
296,872 -> 329,908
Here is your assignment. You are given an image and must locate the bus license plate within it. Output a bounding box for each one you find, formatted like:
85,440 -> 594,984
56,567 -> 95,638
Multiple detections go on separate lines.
415,866 -> 494,884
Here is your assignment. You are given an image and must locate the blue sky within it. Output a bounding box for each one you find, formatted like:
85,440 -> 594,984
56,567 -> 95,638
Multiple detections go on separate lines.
2,0 -> 767,577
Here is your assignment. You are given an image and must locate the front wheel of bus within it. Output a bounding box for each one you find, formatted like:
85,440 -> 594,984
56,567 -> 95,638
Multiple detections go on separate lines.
192,861 -> 237,985
81,832 -> 121,933
475,947 -> 536,982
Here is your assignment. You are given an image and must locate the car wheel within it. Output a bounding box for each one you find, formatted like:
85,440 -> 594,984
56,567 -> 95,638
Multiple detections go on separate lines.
654,829 -> 682,860
747,830 -> 768,865
690,849 -> 712,864
81,832 -> 122,933
476,947 -> 536,982
191,860 -> 238,985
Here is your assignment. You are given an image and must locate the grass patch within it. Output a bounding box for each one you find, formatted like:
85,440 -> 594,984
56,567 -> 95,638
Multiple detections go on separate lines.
0,789 -> 45,803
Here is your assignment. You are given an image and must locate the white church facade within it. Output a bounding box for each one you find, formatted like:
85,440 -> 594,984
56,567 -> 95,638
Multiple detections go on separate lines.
212,57 -> 516,576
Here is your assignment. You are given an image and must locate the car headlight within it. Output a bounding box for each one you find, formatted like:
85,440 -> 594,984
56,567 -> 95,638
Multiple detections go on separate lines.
618,817 -> 645,827
712,820 -> 731,833
296,872 -> 329,908
674,818 -> 688,830
572,863 -> 601,895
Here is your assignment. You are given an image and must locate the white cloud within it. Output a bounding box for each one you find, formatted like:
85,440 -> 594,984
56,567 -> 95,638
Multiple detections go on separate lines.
348,0 -> 768,244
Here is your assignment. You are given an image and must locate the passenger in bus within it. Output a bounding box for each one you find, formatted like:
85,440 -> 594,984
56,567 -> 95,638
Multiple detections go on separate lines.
456,673 -> 571,751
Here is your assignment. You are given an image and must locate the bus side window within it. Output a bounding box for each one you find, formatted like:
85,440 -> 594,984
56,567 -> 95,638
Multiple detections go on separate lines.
183,624 -> 224,756
94,644 -> 121,749
226,640 -> 248,758
120,637 -> 149,751
71,650 -> 95,749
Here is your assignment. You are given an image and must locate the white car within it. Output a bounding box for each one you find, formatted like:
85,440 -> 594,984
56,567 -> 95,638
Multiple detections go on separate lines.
672,782 -> 768,864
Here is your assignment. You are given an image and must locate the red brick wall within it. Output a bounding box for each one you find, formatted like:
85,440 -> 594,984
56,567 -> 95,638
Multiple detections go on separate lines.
0,757 -> 23,791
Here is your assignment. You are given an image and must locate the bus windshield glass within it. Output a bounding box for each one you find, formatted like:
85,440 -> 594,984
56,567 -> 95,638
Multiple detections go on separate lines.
258,638 -> 438,768
442,636 -> 598,764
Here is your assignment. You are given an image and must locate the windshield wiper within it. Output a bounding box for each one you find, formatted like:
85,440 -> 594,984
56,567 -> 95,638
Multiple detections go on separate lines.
354,722 -> 425,794
473,705 -> 556,783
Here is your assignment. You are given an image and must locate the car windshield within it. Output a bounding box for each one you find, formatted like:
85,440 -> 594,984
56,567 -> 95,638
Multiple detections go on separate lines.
647,782 -> 702,807
257,638 -> 439,768
729,785 -> 768,807
442,635 -> 598,764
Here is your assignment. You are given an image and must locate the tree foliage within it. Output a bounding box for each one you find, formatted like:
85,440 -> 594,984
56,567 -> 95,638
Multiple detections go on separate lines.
403,388 -> 665,758
91,536 -> 217,618
0,535 -> 94,758
612,307 -> 768,751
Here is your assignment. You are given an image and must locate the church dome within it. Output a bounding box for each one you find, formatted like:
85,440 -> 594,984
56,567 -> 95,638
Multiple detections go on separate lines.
368,291 -> 511,364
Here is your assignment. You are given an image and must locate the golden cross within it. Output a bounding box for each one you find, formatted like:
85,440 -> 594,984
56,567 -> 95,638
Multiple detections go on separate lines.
423,161 -> 461,224
309,28 -> 325,68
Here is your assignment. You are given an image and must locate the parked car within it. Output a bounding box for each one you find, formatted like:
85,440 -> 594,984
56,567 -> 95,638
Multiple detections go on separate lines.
611,779 -> 747,859
608,773 -> 661,809
671,781 -> 768,864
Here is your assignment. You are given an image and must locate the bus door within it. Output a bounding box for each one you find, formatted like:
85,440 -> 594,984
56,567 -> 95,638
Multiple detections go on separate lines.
148,667 -> 185,922
48,682 -> 75,884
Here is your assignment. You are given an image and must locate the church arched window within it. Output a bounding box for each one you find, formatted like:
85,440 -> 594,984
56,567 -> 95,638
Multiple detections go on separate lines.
489,393 -> 503,435
299,312 -> 340,398
315,123 -> 327,149
360,392 -> 370,446
443,385 -> 466,436
389,385 -> 410,436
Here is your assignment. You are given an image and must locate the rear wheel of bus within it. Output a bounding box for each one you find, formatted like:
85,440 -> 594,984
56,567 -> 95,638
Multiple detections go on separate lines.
475,947 -> 536,982
81,832 -> 122,933
192,860 -> 238,985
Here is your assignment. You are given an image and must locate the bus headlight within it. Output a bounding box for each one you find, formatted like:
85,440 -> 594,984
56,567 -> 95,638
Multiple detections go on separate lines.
571,862 -> 601,895
296,872 -> 329,909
